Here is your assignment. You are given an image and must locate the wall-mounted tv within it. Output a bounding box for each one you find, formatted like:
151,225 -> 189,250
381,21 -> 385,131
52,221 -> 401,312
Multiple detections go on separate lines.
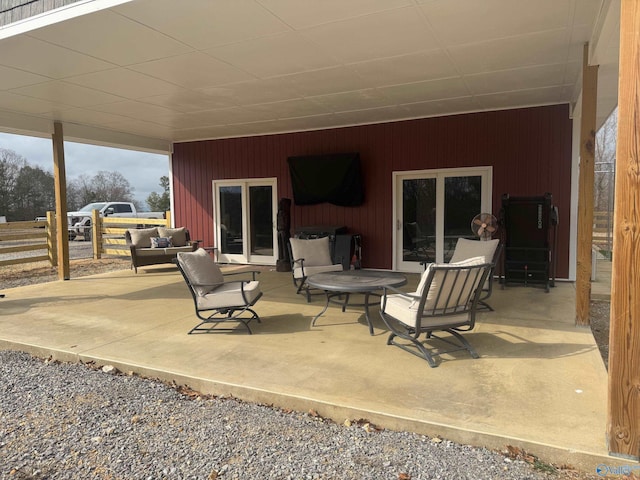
287,152 -> 364,206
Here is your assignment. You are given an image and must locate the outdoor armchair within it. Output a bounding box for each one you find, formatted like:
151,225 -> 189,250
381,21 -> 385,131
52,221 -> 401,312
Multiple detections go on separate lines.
288,236 -> 343,302
449,238 -> 501,310
379,257 -> 492,367
176,248 -> 262,334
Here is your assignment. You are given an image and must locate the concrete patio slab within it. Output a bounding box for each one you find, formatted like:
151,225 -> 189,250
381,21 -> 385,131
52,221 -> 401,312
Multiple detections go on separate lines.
0,264 -> 617,473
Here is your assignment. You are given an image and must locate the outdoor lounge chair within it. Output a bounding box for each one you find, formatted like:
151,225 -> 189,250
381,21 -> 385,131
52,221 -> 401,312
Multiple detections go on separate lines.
288,236 -> 343,302
449,238 -> 502,310
379,256 -> 492,367
176,248 -> 262,334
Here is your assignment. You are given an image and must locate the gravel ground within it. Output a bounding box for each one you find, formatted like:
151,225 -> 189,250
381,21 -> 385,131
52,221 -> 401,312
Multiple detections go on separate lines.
0,351 -> 596,480
1,242 -> 131,290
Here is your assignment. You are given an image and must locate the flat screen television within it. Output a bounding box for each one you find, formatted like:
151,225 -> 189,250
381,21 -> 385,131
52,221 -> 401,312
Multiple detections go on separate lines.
287,153 -> 364,206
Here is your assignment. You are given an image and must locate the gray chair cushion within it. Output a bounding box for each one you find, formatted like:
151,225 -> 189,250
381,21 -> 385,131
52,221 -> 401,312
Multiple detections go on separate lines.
158,226 -> 188,247
450,238 -> 499,263
289,237 -> 333,267
177,248 -> 224,296
128,228 -> 159,248
196,281 -> 261,310
389,256 -> 486,328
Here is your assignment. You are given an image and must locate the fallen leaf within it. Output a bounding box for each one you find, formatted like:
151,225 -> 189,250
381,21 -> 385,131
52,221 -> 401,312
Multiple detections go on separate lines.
398,473 -> 411,480
506,445 -> 522,458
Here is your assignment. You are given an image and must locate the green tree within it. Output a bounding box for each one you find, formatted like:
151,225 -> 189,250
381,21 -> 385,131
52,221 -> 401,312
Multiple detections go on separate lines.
0,148 -> 27,220
67,171 -> 136,210
146,175 -> 170,212
13,165 -> 55,220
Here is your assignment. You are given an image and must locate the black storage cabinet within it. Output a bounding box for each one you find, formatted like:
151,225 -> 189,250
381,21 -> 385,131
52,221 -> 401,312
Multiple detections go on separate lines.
500,193 -> 558,292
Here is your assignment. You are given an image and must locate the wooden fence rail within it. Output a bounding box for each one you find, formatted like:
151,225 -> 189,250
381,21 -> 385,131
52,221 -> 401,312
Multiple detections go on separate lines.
93,210 -> 171,260
592,210 -> 613,251
0,211 -> 56,268
0,210 -> 171,269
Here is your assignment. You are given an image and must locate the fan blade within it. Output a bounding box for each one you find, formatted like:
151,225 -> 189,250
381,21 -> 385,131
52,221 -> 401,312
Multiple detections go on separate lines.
477,225 -> 485,236
486,225 -> 496,233
473,218 -> 483,226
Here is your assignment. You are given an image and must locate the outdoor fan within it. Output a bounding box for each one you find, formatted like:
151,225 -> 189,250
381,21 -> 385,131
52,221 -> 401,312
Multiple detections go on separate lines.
471,213 -> 498,240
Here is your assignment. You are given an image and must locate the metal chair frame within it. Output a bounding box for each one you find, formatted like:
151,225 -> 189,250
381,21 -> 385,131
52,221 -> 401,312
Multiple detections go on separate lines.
175,259 -> 262,334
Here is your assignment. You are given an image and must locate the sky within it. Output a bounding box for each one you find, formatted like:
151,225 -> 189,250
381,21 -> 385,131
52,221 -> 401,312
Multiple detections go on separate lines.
0,131 -> 169,208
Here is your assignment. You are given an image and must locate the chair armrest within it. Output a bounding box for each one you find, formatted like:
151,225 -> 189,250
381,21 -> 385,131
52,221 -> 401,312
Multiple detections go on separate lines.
380,285 -> 420,311
290,257 -> 306,275
223,270 -> 261,281
224,278 -> 260,304
381,285 -> 417,297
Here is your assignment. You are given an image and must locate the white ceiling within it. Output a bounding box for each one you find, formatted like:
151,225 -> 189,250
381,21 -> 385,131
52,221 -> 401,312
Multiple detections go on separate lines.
0,0 -> 620,153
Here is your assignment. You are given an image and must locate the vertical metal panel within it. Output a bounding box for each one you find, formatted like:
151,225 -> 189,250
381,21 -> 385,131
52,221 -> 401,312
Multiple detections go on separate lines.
172,105 -> 572,277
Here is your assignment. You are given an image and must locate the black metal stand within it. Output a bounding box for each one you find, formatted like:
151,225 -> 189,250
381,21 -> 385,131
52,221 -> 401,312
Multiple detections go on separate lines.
500,193 -> 557,292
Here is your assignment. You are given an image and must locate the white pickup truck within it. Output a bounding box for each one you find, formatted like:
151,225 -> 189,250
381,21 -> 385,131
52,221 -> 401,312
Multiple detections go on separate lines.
67,202 -> 165,241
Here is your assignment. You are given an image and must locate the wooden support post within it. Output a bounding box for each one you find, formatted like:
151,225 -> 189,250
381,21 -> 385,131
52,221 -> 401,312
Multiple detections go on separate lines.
52,122 -> 70,280
607,0 -> 640,460
575,43 -> 599,326
92,209 -> 101,260
46,210 -> 57,266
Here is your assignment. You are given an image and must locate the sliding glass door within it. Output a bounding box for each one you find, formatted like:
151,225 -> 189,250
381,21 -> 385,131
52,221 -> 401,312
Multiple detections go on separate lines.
213,178 -> 277,265
394,167 -> 492,272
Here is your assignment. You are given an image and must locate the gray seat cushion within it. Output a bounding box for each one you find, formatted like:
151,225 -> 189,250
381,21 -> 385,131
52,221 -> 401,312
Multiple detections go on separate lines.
196,281 -> 261,310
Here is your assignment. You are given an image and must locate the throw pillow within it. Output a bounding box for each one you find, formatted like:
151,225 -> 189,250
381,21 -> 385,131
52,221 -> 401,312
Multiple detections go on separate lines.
128,227 -> 159,248
150,236 -> 173,248
158,227 -> 187,247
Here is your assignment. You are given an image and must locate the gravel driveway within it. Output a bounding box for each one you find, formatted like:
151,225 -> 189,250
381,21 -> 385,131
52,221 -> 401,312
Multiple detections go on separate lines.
0,237 -> 93,262
0,350 -> 586,480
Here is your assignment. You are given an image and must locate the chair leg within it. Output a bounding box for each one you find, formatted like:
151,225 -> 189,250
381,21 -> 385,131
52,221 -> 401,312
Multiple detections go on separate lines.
387,331 -> 438,367
381,312 -> 478,367
189,306 -> 261,335
294,276 -> 313,303
477,300 -> 494,311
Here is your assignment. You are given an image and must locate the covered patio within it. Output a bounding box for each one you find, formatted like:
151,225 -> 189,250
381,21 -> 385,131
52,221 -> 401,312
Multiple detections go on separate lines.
0,264 -> 611,472
1,0 -> 639,465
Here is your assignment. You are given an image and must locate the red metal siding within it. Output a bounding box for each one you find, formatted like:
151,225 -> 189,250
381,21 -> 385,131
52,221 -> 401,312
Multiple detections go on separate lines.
172,104 -> 573,278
